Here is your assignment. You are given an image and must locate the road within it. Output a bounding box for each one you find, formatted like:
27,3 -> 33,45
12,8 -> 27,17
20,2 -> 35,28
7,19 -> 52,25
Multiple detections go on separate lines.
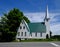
0,42 -> 60,47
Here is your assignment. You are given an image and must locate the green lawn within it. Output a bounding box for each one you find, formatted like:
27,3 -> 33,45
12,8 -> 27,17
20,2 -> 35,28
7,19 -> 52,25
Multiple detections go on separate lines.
13,39 -> 59,42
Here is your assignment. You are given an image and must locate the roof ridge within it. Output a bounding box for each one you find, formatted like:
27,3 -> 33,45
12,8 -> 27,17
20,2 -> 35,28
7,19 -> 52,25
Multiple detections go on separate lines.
29,22 -> 44,24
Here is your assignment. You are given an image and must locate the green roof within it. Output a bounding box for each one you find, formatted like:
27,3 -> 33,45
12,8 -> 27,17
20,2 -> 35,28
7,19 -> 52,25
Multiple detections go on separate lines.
28,22 -> 46,33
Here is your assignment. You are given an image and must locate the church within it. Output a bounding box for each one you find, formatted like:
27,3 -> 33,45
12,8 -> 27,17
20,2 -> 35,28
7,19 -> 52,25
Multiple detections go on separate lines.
16,6 -> 50,40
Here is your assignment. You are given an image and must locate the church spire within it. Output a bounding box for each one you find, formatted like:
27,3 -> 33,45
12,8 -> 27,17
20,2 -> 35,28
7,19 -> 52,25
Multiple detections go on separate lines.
44,5 -> 50,38
44,5 -> 50,21
46,5 -> 49,18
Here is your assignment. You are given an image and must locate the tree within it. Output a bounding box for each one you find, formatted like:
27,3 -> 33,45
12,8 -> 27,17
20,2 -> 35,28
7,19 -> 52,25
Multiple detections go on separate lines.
50,31 -> 52,38
1,8 -> 30,41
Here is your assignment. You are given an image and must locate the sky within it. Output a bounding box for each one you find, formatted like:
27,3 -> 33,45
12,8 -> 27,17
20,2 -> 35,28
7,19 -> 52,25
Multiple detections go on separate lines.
0,0 -> 60,35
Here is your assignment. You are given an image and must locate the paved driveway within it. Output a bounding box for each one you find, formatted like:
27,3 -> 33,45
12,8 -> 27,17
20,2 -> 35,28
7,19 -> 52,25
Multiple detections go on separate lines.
0,42 -> 60,47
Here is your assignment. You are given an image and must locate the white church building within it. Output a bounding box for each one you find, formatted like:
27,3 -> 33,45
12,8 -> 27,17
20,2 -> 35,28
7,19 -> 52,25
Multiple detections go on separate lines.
16,6 -> 50,39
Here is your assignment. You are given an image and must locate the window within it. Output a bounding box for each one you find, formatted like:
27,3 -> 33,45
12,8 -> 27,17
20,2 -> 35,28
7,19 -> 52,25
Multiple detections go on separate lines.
23,26 -> 25,29
40,32 -> 42,37
21,32 -> 23,36
18,32 -> 20,36
35,32 -> 37,37
25,32 -> 26,36
20,26 -> 22,29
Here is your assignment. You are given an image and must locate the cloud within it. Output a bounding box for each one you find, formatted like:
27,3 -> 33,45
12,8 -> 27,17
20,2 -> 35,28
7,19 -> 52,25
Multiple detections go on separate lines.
50,13 -> 60,25
50,24 -> 60,35
24,12 -> 45,22
24,12 -> 60,35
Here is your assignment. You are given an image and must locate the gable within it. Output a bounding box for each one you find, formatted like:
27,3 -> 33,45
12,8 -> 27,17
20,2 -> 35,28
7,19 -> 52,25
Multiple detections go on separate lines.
28,22 -> 46,33
18,20 -> 30,32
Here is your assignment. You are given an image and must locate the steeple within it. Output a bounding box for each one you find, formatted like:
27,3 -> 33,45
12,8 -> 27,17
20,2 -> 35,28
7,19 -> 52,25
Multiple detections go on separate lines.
44,5 -> 50,38
44,5 -> 50,21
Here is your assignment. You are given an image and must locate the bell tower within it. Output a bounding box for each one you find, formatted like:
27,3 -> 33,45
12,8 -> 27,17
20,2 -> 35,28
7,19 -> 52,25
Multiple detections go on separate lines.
44,5 -> 50,38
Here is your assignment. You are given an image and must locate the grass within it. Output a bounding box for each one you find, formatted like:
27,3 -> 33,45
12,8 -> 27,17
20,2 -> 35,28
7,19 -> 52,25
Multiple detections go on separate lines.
13,38 -> 60,42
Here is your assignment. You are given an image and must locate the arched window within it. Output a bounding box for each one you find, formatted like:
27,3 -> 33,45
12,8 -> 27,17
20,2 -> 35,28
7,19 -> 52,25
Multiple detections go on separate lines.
25,32 -> 26,36
21,32 -> 23,36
